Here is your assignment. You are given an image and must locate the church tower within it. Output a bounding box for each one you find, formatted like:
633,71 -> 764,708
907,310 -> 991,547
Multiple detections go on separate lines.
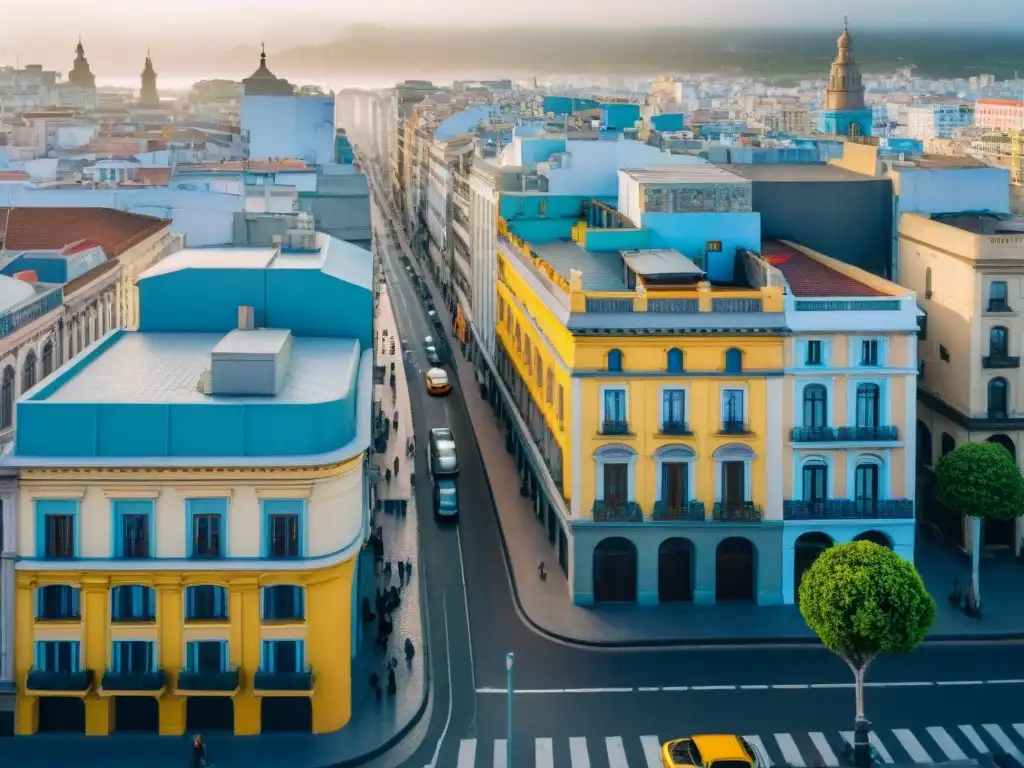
139,52 -> 160,108
818,20 -> 873,137
68,37 -> 96,89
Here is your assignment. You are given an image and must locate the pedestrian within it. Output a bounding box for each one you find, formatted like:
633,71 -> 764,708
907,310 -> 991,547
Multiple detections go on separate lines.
384,467 -> 391,485
404,637 -> 415,665
190,734 -> 209,768
389,584 -> 400,609
387,666 -> 397,695
383,560 -> 392,584
393,455 -> 400,475
405,558 -> 413,579
398,560 -> 405,586
370,672 -> 382,701
376,615 -> 387,647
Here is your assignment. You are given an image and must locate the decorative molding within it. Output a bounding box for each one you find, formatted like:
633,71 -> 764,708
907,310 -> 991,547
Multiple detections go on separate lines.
172,487 -> 235,498
254,485 -> 314,499
103,487 -> 161,499
24,484 -> 86,499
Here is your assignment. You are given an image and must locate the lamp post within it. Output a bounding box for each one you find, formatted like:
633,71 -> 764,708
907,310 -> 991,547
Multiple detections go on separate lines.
506,652 -> 514,767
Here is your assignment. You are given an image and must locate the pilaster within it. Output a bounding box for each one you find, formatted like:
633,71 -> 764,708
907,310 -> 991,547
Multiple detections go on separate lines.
231,577 -> 261,735
0,489 -> 17,689
156,577 -> 185,736
81,574 -> 113,735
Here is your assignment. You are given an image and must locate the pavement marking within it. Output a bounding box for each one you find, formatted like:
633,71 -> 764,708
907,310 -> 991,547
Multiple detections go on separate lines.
535,737 -> 554,768
937,680 -> 983,686
1016,724 -> 1024,743
773,684 -> 809,689
605,736 -> 629,768
741,684 -> 770,690
989,679 -> 1024,684
865,681 -> 933,687
690,685 -> 736,691
892,729 -> 933,763
775,733 -> 805,766
809,732 -> 840,767
640,735 -> 663,768
842,731 -> 894,763
637,686 -> 660,691
661,685 -> 689,691
455,739 -> 476,768
745,736 -> 770,763
927,726 -> 967,761
983,724 -> 1024,763
564,687 -> 634,693
569,737 -> 591,768
958,726 -> 989,755
811,683 -> 853,689
425,595 -> 454,768
493,738 -> 507,768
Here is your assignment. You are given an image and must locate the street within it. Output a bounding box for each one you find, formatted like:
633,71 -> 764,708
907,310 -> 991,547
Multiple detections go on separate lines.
365,183 -> 1024,768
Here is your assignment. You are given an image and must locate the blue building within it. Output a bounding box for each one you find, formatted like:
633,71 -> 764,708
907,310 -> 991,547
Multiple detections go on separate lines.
818,24 -> 873,138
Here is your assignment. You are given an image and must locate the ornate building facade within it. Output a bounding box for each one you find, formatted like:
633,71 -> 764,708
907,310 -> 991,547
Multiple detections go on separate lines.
819,21 -> 873,138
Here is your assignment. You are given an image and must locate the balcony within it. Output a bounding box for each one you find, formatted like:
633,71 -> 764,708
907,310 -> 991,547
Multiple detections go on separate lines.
782,499 -> 915,520
712,502 -> 763,522
100,669 -> 166,695
719,420 -> 752,436
600,419 -> 631,436
177,667 -> 240,695
790,426 -> 837,443
592,500 -> 643,523
0,286 -> 63,340
653,501 -> 706,521
660,420 -> 693,436
253,669 -> 314,695
837,426 -> 899,442
987,300 -> 1013,313
25,668 -> 94,696
983,354 -> 1021,369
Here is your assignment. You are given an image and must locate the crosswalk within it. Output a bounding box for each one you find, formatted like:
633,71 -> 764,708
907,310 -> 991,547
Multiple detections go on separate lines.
456,723 -> 1024,768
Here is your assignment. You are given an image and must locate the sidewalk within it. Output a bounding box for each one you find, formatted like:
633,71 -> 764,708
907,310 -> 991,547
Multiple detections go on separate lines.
1,290 -> 427,766
390,209 -> 1024,647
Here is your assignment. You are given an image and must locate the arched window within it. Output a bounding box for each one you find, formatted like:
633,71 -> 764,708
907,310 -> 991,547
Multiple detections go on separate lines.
22,350 -> 37,393
724,348 -> 743,374
607,349 -> 623,372
801,457 -> 828,513
855,383 -> 880,427
802,384 -> 828,428
0,366 -> 14,429
666,348 -> 683,373
988,377 -> 1009,417
924,267 -> 933,299
854,457 -> 883,515
41,341 -> 54,378
940,433 -> 956,457
990,326 -> 1009,357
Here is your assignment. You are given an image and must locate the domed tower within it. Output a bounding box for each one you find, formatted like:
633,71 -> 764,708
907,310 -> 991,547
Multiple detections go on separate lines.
68,36 -> 96,89
139,51 -> 160,108
819,19 -> 873,137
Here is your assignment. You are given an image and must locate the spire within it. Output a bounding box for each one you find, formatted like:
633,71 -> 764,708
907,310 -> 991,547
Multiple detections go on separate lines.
140,49 -> 160,108
69,36 -> 95,89
824,19 -> 865,112
261,40 -> 266,64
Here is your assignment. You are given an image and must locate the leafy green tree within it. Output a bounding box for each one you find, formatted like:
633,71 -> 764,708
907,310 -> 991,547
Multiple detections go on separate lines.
934,441 -> 1024,605
799,541 -> 935,731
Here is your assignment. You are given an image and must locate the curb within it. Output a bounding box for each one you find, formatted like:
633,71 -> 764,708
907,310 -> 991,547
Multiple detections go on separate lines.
375,187 -> 1024,651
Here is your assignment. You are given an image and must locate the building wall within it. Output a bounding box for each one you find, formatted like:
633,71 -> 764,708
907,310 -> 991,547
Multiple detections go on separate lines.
640,212 -> 762,283
470,169 -> 499,356
241,95 -> 336,167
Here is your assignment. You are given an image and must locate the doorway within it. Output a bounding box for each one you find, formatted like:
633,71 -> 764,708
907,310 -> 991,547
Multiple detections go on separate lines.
592,537 -> 638,602
716,537 -> 756,602
658,538 -> 694,602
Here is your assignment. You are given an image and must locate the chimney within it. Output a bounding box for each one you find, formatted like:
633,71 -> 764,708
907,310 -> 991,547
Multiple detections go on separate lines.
238,305 -> 255,330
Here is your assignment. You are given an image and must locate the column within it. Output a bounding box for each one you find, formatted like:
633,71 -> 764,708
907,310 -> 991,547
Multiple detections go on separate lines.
13,573 -> 36,734
156,577 -> 185,735
0,492 -> 15,692
81,574 -> 114,735
231,578 -> 261,735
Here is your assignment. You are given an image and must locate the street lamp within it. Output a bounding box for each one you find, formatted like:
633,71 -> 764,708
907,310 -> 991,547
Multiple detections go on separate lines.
506,652 -> 514,767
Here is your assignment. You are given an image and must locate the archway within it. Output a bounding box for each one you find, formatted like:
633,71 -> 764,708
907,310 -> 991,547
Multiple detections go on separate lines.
916,421 -> 933,468
715,537 -> 756,602
987,434 -> 1016,462
260,697 -> 312,732
984,435 -> 1019,549
37,697 -> 85,733
793,532 -> 834,601
593,537 -> 638,602
658,537 -> 694,603
114,696 -> 159,732
853,530 -> 893,549
186,697 -> 235,732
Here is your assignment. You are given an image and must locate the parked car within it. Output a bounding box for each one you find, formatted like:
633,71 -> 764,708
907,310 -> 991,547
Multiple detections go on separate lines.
428,427 -> 459,476
433,478 -> 459,519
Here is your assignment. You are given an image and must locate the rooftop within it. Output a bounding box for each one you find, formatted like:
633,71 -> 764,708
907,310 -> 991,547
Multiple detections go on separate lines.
724,163 -> 876,183
620,165 -> 749,185
620,249 -> 703,278
907,155 -> 991,170
0,207 -> 169,256
762,241 -> 886,298
930,212 -> 1024,235
531,241 -> 626,291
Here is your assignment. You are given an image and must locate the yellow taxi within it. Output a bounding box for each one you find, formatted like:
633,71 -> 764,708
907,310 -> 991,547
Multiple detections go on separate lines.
661,734 -> 766,768
425,367 -> 451,396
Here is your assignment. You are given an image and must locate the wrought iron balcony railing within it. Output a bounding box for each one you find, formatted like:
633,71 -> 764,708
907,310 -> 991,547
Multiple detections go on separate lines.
660,420 -> 693,436
253,668 -> 313,692
600,419 -> 631,436
790,426 -> 837,443
26,668 -> 93,693
592,500 -> 643,523
652,501 -> 706,521
177,667 -> 240,692
101,669 -> 166,692
983,355 -> 1021,369
712,502 -> 763,521
719,420 -> 751,435
782,498 -> 915,520
837,425 -> 899,441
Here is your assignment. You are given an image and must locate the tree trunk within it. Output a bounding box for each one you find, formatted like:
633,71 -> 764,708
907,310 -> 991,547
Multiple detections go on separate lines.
971,515 -> 983,605
845,656 -> 875,721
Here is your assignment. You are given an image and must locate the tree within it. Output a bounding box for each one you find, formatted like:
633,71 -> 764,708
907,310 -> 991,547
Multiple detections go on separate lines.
799,541 -> 935,766
934,441 -> 1024,608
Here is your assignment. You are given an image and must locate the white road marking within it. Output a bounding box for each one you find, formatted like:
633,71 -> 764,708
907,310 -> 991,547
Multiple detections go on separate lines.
690,685 -> 736,691
775,733 -> 805,766
493,738 -> 507,768
841,731 -> 893,763
455,739 -> 476,768
936,680 -> 983,686
662,686 -> 689,691
637,686 -> 660,692
605,736 -> 629,768
474,678 -> 1024,695
927,727 -> 967,761
811,683 -> 852,689
957,725 -> 988,754
569,737 -> 591,768
983,725 -> 1024,763
893,729 -> 933,762
810,732 -> 840,766
741,684 -> 770,690
563,687 -> 633,693
535,737 -> 554,768
745,735 -> 770,763
773,684 -> 809,689
423,596 -> 453,768
1016,724 -> 1024,744
640,735 -> 663,768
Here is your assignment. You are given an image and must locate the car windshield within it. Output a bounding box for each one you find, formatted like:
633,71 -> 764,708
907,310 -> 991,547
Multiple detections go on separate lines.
437,442 -> 456,460
433,428 -> 453,440
438,487 -> 457,507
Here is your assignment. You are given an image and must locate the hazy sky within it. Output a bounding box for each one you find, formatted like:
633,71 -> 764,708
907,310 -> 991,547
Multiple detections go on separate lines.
2,0 -> 1022,71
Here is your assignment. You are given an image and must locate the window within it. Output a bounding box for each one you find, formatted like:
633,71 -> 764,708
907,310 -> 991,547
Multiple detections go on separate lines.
854,462 -> 880,514
185,640 -> 228,672
535,350 -> 542,387
112,500 -> 153,559
860,339 -> 879,366
545,368 -> 554,404
602,463 -> 629,507
602,388 -> 627,432
607,349 -> 623,372
802,461 -> 828,513
0,365 -> 13,429
805,340 -> 823,366
802,384 -> 828,428
498,297 -> 504,322
111,640 -> 156,673
941,433 -> 956,457
855,383 -> 880,428
939,345 -> 950,362
42,341 -> 54,377
185,585 -> 228,621
924,267 -> 933,299
34,640 -> 80,673
724,348 -> 743,374
22,351 -> 37,392
261,584 -> 305,621
988,377 -> 1009,417
36,499 -> 77,559
111,585 -> 156,622
557,384 -> 565,424
661,462 -> 688,507
989,280 -> 1009,311
36,585 -> 81,621
263,499 -> 303,558
662,389 -> 686,431
705,240 -> 722,252
524,337 -> 532,369
721,462 -> 746,509
721,388 -> 745,430
260,639 -> 305,673
187,498 -> 227,559
990,326 -> 1009,356
667,348 -> 684,373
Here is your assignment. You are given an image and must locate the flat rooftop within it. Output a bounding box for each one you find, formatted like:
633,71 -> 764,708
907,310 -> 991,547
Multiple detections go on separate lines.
762,241 -> 886,298
530,241 -> 626,291
621,249 -> 703,278
931,212 -> 1024,235
141,247 -> 278,277
620,165 -> 749,185
724,164 -> 877,183
43,332 -> 359,405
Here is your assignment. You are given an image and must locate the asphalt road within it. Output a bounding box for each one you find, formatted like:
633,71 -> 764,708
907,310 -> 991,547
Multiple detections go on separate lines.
363,174 -> 1024,768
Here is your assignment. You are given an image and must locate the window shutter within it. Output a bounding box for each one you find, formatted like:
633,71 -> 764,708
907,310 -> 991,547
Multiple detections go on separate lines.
261,640 -> 271,672
186,641 -> 196,672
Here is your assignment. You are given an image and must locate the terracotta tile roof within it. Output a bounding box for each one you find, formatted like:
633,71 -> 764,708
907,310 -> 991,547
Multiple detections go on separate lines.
0,207 -> 170,257
62,258 -> 119,296
120,167 -> 172,187
761,241 -> 886,298
175,159 -> 309,173
0,171 -> 30,181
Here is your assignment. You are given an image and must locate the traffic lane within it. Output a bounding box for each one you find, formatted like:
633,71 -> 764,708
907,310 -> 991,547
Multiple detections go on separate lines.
474,683 -> 1021,742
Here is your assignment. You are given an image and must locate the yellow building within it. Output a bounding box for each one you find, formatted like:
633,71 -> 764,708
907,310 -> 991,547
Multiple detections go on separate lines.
7,236 -> 374,737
